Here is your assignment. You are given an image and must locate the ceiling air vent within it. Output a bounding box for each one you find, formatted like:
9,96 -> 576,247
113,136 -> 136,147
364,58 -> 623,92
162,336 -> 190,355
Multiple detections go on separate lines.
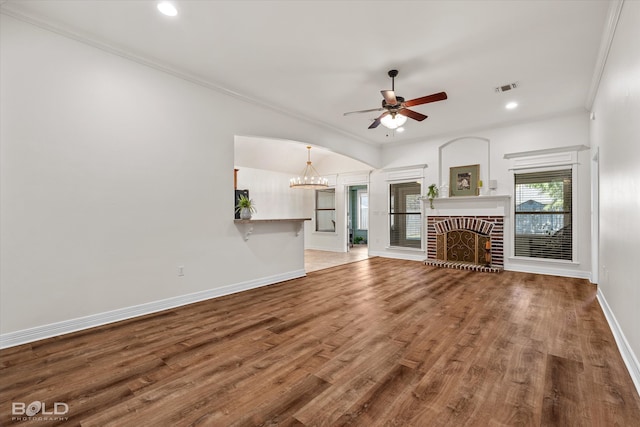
495,82 -> 519,93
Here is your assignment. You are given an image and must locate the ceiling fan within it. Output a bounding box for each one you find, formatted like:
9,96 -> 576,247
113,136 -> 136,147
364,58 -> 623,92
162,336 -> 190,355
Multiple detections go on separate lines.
344,69 -> 447,129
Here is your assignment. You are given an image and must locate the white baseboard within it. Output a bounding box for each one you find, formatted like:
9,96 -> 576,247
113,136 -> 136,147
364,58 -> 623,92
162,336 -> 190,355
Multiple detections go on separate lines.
505,264 -> 592,279
304,245 -> 344,252
368,250 -> 426,262
0,269 -> 306,349
596,288 -> 640,396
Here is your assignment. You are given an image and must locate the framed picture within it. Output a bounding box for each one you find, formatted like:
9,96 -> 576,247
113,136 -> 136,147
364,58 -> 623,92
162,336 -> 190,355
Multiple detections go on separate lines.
449,164 -> 480,197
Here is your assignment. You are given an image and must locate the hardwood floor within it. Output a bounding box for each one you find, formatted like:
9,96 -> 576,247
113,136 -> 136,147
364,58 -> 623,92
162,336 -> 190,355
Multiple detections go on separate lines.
1,258 -> 639,426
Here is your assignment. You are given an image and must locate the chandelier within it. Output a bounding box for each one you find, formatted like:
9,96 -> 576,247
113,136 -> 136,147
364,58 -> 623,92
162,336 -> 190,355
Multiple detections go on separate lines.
289,146 -> 329,189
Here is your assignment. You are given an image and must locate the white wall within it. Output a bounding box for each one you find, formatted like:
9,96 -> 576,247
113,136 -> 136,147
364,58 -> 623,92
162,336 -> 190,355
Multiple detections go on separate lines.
373,111 -> 592,276
590,0 -> 640,389
0,15 -> 373,340
234,167 -> 311,220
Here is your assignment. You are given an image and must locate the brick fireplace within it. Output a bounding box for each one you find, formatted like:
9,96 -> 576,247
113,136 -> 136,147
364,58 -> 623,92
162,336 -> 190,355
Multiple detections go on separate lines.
423,195 -> 510,273
426,215 -> 504,272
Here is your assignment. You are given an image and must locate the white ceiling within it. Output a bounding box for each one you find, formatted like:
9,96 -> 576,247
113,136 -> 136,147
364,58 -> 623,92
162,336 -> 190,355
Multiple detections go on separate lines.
1,0 -> 611,169
234,136 -> 372,175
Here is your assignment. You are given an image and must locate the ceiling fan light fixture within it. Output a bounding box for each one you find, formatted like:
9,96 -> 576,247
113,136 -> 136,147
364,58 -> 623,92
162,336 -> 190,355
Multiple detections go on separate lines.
344,70 -> 447,130
290,146 -> 329,189
380,113 -> 407,129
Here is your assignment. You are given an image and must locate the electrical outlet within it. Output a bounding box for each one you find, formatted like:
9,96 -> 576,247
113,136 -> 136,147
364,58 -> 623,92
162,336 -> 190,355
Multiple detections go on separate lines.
178,266 -> 185,277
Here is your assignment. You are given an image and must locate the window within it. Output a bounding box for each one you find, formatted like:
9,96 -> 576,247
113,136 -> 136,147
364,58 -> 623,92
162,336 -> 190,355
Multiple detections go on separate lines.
315,189 -> 335,232
357,190 -> 368,230
389,182 -> 422,248
514,169 -> 572,260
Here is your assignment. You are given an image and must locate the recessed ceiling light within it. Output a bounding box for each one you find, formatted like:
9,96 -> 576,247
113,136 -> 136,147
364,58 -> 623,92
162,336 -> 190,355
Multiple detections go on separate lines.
396,127 -> 405,133
157,2 -> 178,17
505,102 -> 518,110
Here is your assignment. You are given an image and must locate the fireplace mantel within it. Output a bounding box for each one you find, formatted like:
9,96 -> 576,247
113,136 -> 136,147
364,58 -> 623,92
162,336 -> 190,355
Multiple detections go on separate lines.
423,194 -> 511,217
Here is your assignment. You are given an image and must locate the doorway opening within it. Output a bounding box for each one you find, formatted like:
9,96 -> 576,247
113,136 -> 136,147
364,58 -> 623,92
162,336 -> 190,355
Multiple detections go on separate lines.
347,185 -> 368,252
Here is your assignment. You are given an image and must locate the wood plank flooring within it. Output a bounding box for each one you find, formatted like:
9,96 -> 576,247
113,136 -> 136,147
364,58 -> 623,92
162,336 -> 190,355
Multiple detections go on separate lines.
1,257 -> 639,426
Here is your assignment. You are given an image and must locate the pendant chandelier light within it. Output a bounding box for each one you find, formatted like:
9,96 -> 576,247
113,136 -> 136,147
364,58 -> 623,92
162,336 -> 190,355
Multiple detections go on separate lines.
289,146 -> 329,189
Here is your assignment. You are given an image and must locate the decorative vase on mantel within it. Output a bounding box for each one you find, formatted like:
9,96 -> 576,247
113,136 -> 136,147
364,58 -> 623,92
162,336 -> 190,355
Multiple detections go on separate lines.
440,183 -> 449,198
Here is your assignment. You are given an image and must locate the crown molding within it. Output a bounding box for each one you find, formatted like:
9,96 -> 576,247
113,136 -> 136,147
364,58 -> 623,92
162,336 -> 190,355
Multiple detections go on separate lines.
585,0 -> 624,110
503,144 -> 590,160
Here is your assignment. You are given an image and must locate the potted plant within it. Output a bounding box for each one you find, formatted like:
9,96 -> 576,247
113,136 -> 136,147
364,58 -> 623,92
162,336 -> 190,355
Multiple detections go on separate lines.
235,194 -> 256,220
427,184 -> 439,209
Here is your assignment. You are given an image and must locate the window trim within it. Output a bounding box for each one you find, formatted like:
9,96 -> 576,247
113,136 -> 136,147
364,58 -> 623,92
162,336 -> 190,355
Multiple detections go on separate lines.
315,188 -> 336,233
511,165 -> 578,263
388,179 -> 424,250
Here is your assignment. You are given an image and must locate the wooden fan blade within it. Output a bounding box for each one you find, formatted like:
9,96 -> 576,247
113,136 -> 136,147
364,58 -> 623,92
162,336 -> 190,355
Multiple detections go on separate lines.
404,92 -> 448,107
368,119 -> 381,129
398,108 -> 428,121
368,112 -> 389,129
343,107 -> 384,116
381,90 -> 397,106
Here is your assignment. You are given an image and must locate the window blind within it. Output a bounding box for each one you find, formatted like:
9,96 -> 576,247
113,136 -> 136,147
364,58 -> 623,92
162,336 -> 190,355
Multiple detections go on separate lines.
514,169 -> 572,260
390,182 -> 422,248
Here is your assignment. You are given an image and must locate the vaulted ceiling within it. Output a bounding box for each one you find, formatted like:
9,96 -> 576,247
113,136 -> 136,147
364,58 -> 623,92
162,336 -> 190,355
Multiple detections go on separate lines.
1,0 -> 611,151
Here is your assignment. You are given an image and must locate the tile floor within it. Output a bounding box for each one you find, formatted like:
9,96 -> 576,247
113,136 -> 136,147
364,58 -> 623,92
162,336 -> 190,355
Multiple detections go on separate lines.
304,245 -> 369,272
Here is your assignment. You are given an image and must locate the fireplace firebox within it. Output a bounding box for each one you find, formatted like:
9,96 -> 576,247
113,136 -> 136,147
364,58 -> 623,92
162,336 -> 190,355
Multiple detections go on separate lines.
426,216 -> 504,272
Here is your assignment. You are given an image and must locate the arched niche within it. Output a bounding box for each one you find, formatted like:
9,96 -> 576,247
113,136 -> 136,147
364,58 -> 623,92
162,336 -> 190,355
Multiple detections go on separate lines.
439,136 -> 491,192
